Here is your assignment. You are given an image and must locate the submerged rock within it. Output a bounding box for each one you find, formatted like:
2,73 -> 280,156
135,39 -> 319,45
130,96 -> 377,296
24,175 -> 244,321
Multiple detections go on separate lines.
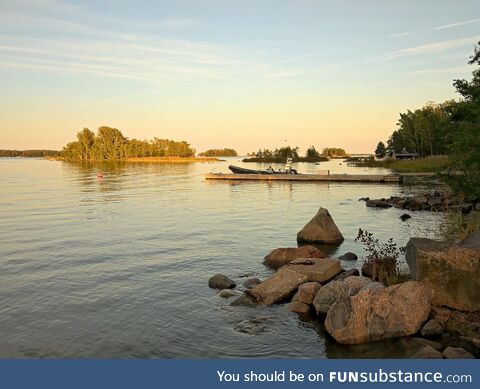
297,208 -> 344,245
442,347 -> 475,359
366,199 -> 392,208
219,289 -> 242,298
208,274 -> 236,289
263,246 -> 324,270
230,294 -> 258,307
325,281 -> 433,344
287,301 -> 311,314
411,345 -> 443,359
399,213 -> 411,221
338,252 -> 358,261
242,277 -> 261,289
233,316 -> 273,335
249,267 -> 308,305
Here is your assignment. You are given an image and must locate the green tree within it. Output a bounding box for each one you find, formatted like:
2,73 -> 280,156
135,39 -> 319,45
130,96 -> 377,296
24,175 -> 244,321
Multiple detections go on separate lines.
444,41 -> 480,197
322,147 -> 347,157
274,146 -> 299,159
305,146 -> 320,158
375,141 -> 387,158
76,128 -> 95,161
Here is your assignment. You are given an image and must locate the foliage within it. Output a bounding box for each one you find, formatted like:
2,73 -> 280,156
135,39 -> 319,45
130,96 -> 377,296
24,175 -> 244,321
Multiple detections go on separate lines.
60,127 -> 195,161
369,155 -> 449,172
321,147 -> 347,157
443,210 -> 480,243
355,229 -> 407,285
253,146 -> 299,160
378,40 -> 479,197
355,229 -> 405,264
305,146 -> 320,158
198,148 -> 237,157
442,41 -> 480,198
387,102 -> 453,157
374,141 -> 386,158
0,149 -> 59,157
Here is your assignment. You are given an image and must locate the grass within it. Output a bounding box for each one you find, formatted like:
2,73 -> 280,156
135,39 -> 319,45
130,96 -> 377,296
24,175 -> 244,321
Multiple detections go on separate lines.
360,155 -> 449,173
443,210 -> 480,242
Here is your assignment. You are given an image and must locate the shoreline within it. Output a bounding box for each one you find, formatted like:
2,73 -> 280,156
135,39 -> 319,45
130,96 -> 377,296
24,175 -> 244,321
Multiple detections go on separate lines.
47,156 -> 222,163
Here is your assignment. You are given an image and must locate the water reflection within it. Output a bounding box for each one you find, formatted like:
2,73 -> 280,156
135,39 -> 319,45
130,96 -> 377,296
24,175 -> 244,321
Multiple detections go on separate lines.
0,158 -> 447,358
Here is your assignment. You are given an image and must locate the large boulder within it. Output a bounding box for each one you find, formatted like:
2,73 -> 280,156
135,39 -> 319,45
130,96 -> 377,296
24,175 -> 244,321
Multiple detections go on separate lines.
263,246 -> 324,270
248,267 -> 308,305
297,208 -> 344,245
292,282 -> 321,305
417,247 -> 480,311
313,276 -> 372,314
405,238 -> 449,278
325,281 -> 433,344
286,258 -> 341,283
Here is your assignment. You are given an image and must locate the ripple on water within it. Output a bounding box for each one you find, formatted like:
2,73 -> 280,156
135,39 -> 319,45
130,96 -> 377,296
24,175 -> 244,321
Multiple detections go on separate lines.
0,158 -> 446,358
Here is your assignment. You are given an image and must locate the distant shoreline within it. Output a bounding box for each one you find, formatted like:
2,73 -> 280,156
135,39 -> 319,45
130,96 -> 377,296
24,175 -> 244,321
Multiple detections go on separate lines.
47,156 -> 221,163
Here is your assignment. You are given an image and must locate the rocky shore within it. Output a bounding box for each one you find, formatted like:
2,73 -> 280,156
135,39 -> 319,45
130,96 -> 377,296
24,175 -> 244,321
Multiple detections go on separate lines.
208,207 -> 480,359
361,191 -> 480,213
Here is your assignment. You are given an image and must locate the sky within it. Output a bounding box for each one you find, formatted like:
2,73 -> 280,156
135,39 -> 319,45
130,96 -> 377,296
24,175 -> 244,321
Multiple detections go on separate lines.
0,0 -> 479,154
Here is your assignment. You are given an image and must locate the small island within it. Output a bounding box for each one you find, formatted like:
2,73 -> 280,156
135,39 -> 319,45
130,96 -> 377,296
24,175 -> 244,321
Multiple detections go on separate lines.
243,146 -> 329,163
55,127 -> 218,163
198,148 -> 238,157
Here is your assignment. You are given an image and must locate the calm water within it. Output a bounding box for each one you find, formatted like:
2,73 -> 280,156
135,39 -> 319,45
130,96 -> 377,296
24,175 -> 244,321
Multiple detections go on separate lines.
0,158 -> 445,358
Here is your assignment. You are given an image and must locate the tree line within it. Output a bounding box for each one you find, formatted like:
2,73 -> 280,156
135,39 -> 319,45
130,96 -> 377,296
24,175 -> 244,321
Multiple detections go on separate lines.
198,148 -> 238,157
376,41 -> 479,197
249,146 -> 347,160
60,127 -> 195,161
243,146 -> 330,162
0,149 -> 59,157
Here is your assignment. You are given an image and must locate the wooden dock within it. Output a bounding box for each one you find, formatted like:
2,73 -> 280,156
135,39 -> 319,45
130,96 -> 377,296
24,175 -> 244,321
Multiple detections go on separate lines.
205,173 -> 403,183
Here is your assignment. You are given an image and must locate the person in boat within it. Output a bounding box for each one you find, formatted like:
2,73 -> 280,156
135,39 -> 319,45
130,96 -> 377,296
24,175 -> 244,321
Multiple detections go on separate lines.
266,166 -> 275,173
284,157 -> 298,174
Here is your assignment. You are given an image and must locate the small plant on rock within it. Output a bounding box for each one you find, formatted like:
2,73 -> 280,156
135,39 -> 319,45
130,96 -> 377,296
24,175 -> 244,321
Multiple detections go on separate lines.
355,229 -> 408,285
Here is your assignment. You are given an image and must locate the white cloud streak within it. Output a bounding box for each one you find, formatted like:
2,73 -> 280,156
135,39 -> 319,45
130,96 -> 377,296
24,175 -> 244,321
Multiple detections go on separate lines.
379,36 -> 480,61
388,18 -> 480,38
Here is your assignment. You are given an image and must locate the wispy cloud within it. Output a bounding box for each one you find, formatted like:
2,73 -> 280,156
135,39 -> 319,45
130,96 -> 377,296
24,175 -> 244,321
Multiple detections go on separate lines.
100,89 -> 161,103
413,65 -> 472,75
379,36 -> 480,61
280,54 -> 312,63
262,71 -> 303,78
388,18 -> 480,38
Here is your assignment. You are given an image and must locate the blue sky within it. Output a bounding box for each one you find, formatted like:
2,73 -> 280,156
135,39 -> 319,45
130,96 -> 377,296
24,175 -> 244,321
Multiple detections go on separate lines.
1,0 -> 479,153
